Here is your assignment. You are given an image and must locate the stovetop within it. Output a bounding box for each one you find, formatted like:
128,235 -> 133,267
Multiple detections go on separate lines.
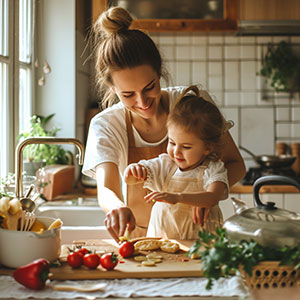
242,167 -> 300,185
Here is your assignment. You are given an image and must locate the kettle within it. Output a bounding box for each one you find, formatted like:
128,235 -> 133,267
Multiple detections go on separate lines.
223,175 -> 300,248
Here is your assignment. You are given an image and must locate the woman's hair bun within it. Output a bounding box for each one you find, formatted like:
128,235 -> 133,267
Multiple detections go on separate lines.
94,6 -> 133,37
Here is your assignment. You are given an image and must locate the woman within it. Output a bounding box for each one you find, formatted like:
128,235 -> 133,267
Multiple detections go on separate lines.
82,6 -> 246,242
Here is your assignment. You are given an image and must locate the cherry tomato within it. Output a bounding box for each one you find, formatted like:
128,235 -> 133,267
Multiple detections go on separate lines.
83,253 -> 100,269
100,253 -> 118,270
67,251 -> 83,268
76,247 -> 89,256
119,241 -> 135,258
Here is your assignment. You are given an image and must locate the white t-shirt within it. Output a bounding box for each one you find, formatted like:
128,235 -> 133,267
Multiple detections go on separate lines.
82,86 -> 186,178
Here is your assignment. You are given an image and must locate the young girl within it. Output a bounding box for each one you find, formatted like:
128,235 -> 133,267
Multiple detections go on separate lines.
124,86 -> 230,239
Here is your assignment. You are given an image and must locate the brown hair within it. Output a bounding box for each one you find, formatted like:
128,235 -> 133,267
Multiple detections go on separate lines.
167,86 -> 227,160
92,6 -> 168,108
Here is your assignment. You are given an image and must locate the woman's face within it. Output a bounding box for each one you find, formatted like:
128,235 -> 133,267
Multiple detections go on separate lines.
111,65 -> 161,119
167,124 -> 210,171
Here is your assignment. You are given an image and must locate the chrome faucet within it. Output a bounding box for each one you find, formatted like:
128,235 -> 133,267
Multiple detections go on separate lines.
15,137 -> 85,198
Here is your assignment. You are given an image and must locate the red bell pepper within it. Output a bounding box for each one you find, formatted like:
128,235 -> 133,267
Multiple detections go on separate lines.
13,258 -> 50,290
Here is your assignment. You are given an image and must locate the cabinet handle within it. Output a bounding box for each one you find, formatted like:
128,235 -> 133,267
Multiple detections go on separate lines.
156,22 -> 161,28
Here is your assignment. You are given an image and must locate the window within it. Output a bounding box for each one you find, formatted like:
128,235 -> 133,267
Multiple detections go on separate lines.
0,0 -> 34,180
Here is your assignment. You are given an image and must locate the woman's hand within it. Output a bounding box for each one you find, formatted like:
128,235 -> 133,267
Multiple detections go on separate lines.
124,163 -> 147,184
104,206 -> 136,243
192,207 -> 211,227
144,191 -> 180,204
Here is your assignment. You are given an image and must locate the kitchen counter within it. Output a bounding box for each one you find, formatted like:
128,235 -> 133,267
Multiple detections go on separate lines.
230,184 -> 300,194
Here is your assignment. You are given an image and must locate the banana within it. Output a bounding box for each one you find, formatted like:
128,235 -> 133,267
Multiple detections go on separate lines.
0,197 -> 10,213
8,198 -> 22,215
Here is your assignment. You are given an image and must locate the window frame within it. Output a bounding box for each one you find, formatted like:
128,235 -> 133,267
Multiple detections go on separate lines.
0,0 -> 35,179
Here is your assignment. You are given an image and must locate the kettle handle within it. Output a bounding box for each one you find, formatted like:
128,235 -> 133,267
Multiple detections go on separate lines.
253,175 -> 300,209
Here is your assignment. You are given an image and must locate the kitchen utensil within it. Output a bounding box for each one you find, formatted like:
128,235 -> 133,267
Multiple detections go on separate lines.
239,145 -> 296,169
20,184 -> 36,212
0,216 -> 62,268
48,282 -> 107,292
224,175 -> 300,248
19,210 -> 36,231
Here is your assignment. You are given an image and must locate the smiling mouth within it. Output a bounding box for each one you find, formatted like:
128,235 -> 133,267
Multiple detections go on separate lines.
175,158 -> 185,163
137,102 -> 152,111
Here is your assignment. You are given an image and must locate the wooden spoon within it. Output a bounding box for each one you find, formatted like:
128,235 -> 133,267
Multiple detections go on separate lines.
48,282 -> 107,292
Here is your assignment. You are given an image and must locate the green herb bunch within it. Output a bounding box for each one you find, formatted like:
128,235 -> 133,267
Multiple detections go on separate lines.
17,114 -> 73,165
188,228 -> 300,290
258,41 -> 300,93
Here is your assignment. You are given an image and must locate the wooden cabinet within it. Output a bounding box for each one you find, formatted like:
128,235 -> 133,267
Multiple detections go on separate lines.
240,0 -> 300,21
92,0 -> 238,32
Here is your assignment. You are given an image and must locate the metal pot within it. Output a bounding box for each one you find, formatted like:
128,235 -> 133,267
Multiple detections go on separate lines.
0,216 -> 62,268
239,145 -> 296,169
223,175 -> 300,248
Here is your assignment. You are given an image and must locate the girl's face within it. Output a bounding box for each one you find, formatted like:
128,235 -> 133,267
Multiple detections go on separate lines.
167,124 -> 210,171
111,65 -> 161,119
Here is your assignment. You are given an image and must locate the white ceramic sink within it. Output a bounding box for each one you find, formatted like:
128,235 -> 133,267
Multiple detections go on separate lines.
36,206 -> 106,226
35,200 -> 111,243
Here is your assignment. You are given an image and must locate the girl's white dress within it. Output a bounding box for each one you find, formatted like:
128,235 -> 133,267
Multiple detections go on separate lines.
139,154 -> 229,240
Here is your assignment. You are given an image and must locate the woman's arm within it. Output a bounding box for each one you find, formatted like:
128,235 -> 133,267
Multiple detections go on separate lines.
220,132 -> 246,187
96,162 -> 136,242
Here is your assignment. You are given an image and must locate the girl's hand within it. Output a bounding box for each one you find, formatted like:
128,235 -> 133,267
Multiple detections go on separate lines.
104,206 -> 136,243
144,191 -> 180,204
124,163 -> 147,184
192,206 -> 211,227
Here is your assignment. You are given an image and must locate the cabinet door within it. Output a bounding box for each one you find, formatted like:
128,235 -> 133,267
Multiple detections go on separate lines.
92,0 -> 238,32
240,0 -> 300,21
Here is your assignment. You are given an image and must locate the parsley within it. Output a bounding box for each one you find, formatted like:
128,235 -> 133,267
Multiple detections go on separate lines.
188,228 -> 300,290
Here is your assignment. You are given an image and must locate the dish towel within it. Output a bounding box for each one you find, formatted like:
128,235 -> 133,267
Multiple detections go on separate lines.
0,275 -> 252,299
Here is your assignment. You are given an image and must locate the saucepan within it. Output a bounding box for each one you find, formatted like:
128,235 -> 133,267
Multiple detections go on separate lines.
239,145 -> 296,169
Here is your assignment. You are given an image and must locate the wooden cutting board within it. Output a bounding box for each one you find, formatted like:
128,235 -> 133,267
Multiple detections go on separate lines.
50,239 -> 203,280
0,239 -> 203,280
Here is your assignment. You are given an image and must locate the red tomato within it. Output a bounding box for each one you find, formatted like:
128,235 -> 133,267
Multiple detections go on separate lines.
100,253 -> 118,270
83,253 -> 100,269
119,241 -> 135,258
76,247 -> 89,256
67,251 -> 83,268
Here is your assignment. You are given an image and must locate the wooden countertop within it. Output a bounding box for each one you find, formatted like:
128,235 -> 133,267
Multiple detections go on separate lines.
230,184 -> 300,194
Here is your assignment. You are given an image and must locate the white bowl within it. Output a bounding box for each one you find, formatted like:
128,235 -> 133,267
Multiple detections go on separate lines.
0,216 -> 62,268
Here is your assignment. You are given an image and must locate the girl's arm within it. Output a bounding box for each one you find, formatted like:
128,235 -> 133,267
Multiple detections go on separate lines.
144,181 -> 228,208
220,131 -> 246,186
124,163 -> 147,185
96,162 -> 135,242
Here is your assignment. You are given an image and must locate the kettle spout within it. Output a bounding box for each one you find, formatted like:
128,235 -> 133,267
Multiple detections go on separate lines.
231,197 -> 248,215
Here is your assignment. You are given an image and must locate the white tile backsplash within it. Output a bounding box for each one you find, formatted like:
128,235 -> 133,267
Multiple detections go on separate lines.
276,107 -> 290,121
241,61 -> 257,90
224,45 -> 240,60
208,62 -> 222,76
208,46 -> 223,60
224,91 -> 240,106
153,33 -> 300,159
240,107 -> 274,154
224,62 -> 239,90
191,45 -> 206,60
240,45 -> 256,60
176,45 -> 190,60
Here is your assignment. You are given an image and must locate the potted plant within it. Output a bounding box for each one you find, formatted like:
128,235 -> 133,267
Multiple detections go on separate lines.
258,41 -> 300,93
17,114 -> 73,176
